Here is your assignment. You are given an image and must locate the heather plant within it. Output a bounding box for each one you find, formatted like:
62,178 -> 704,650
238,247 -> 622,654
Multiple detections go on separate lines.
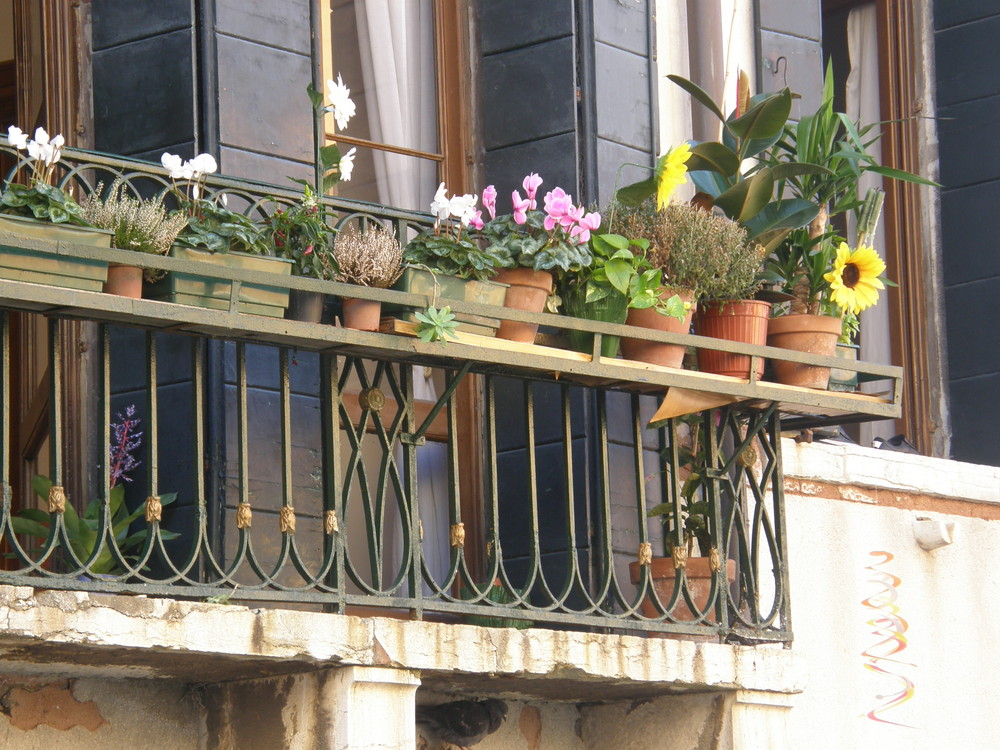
609,200 -> 760,302
334,224 -> 404,288
82,180 -> 186,279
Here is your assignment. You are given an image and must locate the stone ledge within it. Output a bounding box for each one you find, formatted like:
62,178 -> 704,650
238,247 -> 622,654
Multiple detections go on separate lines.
782,438 -> 1000,505
0,585 -> 803,701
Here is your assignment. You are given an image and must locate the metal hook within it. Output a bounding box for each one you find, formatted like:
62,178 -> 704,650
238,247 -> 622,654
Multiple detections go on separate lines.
772,56 -> 789,88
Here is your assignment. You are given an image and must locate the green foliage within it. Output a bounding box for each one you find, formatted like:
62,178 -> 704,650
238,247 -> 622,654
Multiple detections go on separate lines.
609,200 -> 761,302
413,305 -> 459,342
617,75 -> 819,251
174,198 -> 268,255
11,475 -> 179,575
263,185 -> 337,279
573,232 -> 687,320
403,229 -> 509,282
483,211 -> 592,273
0,182 -> 90,225
647,414 -> 714,556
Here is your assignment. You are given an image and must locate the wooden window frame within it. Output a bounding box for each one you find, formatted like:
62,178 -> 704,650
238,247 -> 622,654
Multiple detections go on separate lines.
315,0 -> 487,579
822,0 -> 945,455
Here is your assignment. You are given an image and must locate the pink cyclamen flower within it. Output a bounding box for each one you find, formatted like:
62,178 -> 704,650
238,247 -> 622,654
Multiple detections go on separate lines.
543,187 -> 573,231
560,203 -> 584,231
523,173 -> 542,209
469,209 -> 484,230
570,211 -> 601,244
482,184 -> 497,220
304,245 -> 314,255
511,190 -> 531,225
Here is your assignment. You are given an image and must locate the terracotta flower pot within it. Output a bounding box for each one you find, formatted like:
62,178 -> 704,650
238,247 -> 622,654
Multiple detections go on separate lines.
494,267 -> 553,343
103,263 -> 143,299
342,297 -> 381,331
620,289 -> 696,368
628,556 -> 738,625
767,313 -> 842,389
695,300 -> 771,379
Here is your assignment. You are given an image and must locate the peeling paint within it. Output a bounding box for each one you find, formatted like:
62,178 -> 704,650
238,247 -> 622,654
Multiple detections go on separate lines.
0,678 -> 106,732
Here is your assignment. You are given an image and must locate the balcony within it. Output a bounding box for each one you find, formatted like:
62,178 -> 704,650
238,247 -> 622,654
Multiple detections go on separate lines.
0,146 -> 902,643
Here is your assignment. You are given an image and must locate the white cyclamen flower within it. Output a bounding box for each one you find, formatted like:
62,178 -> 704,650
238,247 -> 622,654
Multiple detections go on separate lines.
6,126 -> 27,150
190,152 -> 218,176
339,147 -> 357,182
430,182 -> 450,221
326,74 -> 356,131
33,127 -> 51,146
161,152 -> 186,180
449,194 -> 478,226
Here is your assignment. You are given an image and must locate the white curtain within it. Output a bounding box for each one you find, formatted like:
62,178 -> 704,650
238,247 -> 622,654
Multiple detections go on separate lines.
353,2 -> 452,588
355,0 -> 439,211
846,3 -> 895,446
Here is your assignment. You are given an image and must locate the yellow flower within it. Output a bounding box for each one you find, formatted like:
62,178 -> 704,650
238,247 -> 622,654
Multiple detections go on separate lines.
824,242 -> 886,315
655,143 -> 692,210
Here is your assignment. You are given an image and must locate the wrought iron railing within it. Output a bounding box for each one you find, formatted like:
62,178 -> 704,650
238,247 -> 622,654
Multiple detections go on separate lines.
0,146 -> 903,641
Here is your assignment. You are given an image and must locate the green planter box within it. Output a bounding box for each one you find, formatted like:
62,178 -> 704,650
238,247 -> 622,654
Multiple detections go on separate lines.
148,246 -> 292,318
0,213 -> 111,292
388,267 -> 508,336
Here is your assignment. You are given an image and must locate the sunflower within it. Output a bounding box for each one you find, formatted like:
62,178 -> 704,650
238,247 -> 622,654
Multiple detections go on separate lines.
824,242 -> 886,315
655,142 -> 692,210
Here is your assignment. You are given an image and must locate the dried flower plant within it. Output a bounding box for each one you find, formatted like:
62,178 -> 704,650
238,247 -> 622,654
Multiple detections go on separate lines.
82,179 -> 187,257
610,200 -> 762,301
334,224 -> 403,288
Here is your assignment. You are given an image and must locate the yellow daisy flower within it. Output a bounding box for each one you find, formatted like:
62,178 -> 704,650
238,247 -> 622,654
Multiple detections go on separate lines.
655,142 -> 692,210
824,242 -> 886,315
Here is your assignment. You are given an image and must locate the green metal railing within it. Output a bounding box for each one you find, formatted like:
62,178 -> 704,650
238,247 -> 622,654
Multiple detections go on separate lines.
0,146 -> 903,641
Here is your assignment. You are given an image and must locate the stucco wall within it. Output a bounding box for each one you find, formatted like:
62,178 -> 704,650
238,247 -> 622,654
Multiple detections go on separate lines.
782,439 -> 1000,748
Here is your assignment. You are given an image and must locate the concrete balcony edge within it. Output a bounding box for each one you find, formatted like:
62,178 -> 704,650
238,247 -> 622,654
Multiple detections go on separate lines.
0,584 -> 804,702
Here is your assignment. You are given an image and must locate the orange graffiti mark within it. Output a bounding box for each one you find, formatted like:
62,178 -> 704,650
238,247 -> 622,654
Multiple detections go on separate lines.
860,550 -> 916,728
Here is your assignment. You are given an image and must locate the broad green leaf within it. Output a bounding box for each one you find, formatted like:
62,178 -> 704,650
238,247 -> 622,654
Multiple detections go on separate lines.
319,144 -> 341,170
686,142 -> 740,177
713,169 -> 774,224
615,177 -> 656,207
605,258 -> 633,295
729,89 -> 791,146
667,74 -> 726,123
306,83 -> 324,111
742,198 -> 819,240
10,517 -> 51,538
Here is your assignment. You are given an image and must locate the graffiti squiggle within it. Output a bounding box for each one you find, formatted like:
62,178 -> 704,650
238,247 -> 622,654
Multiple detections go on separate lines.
860,551 -> 916,728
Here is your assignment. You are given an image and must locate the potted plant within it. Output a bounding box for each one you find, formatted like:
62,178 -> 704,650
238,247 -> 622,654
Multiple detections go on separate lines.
692,223 -> 769,379
262,184 -> 338,323
0,125 -> 113,291
79,178 -> 187,298
762,64 -> 932,387
482,174 -> 597,342
149,151 -> 293,317
399,182 -> 509,336
10,405 -> 178,575
333,223 -> 403,330
609,193 -> 748,369
628,414 -> 736,628
617,72 -> 820,254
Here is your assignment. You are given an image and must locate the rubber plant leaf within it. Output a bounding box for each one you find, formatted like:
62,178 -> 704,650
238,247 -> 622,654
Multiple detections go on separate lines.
667,74 -> 727,123
742,198 -> 819,240
686,142 -> 741,178
713,168 -> 775,224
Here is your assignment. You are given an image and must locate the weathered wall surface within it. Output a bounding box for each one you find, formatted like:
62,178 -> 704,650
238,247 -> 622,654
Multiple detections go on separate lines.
0,677 -> 197,749
781,440 -> 1000,749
